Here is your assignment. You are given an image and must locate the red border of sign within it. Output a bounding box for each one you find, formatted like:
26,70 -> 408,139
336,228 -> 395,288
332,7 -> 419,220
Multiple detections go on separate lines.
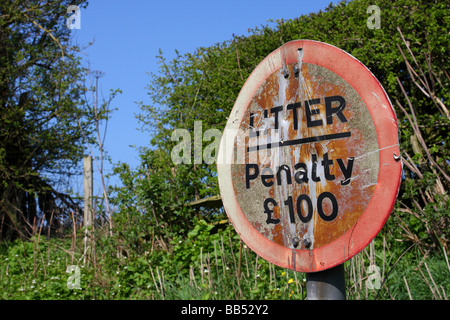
217,40 -> 402,272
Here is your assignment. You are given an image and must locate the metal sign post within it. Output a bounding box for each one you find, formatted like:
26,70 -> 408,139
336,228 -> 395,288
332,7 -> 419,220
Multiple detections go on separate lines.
217,40 -> 401,298
306,264 -> 346,300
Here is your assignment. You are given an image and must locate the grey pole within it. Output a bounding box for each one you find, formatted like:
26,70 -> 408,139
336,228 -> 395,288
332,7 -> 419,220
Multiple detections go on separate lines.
306,264 -> 346,300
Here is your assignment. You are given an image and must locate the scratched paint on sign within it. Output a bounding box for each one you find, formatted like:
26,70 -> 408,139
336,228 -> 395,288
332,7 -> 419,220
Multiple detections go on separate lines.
231,62 -> 379,250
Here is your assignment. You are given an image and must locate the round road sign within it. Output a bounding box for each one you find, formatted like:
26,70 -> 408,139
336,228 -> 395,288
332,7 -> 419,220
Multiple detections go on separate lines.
217,40 -> 402,272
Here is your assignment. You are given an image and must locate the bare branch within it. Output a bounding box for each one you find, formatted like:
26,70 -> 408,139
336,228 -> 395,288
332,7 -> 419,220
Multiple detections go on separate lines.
395,96 -> 450,183
396,27 -> 450,120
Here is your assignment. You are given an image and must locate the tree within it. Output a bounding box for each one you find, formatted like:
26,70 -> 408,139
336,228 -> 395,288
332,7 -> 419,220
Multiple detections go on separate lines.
120,0 -> 449,250
0,0 -> 102,240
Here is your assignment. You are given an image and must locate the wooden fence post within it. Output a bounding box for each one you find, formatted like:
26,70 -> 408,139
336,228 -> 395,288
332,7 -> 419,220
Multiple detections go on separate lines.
83,155 -> 93,263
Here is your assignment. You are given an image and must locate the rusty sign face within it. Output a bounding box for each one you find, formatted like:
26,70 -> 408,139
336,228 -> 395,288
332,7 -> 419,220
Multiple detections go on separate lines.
217,40 -> 402,272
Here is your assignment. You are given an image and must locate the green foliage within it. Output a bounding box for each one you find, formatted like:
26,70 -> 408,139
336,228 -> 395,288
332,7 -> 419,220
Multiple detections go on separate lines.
0,221 -> 306,300
0,237 -> 85,299
108,153 -> 204,246
1,222 -> 448,300
129,0 -> 450,252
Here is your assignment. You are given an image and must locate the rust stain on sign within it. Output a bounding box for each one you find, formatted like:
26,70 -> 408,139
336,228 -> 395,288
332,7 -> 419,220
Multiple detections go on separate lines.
232,61 -> 378,250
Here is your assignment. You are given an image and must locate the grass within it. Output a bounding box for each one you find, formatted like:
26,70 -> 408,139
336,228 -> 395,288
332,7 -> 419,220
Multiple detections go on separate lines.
0,222 -> 448,300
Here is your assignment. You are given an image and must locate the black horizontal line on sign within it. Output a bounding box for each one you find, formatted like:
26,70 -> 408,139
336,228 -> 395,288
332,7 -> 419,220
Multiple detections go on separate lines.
247,132 -> 352,152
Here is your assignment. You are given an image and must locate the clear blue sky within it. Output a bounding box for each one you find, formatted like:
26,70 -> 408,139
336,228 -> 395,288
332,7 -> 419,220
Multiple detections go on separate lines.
69,0 -> 338,192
